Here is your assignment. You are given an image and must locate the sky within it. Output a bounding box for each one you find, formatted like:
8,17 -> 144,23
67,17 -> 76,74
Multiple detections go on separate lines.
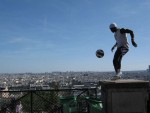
0,0 -> 150,73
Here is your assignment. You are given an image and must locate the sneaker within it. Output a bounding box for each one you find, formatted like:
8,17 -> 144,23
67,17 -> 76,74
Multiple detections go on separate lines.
116,71 -> 122,77
111,75 -> 121,80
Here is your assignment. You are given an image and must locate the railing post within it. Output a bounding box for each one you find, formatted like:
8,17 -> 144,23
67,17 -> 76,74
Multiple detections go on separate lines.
31,91 -> 33,113
87,89 -> 90,113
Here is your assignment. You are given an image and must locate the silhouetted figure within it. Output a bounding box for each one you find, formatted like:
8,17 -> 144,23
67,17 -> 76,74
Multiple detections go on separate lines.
109,23 -> 137,80
16,101 -> 22,113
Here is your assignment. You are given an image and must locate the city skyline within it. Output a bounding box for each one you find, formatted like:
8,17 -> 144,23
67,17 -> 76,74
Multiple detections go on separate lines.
0,0 -> 150,73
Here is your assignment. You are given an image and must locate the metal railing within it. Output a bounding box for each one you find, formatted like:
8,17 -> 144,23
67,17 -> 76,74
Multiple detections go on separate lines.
0,88 -> 98,113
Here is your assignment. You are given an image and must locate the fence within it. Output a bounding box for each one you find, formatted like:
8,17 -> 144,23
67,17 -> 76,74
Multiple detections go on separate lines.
1,87 -> 150,113
0,88 -> 100,113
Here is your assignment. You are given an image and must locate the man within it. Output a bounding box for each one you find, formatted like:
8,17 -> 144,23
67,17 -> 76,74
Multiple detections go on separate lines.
16,101 -> 23,113
109,23 -> 137,80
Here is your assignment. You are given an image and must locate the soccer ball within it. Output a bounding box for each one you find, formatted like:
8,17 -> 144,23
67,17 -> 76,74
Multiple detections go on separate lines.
96,49 -> 104,58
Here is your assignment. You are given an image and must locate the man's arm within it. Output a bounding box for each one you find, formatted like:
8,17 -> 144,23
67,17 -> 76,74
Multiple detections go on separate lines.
111,43 -> 117,52
120,28 -> 137,47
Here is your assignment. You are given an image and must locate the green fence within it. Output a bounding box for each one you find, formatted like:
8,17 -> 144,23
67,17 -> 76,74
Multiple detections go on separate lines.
60,95 -> 103,113
60,96 -> 77,113
87,99 -> 103,113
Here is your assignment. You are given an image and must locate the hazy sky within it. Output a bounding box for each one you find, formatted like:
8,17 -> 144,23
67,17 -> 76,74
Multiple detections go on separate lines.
0,0 -> 150,73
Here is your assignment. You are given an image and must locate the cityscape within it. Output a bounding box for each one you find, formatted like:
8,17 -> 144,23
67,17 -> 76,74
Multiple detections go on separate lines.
0,66 -> 150,91
1,0 -> 150,112
0,67 -> 150,113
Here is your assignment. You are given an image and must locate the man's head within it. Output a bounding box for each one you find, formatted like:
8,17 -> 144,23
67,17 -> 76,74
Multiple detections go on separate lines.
109,23 -> 118,33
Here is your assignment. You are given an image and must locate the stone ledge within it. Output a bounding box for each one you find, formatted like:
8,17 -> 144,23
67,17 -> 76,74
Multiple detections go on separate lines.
99,79 -> 149,89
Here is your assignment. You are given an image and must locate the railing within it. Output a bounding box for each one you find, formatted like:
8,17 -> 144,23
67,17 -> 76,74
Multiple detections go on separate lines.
0,88 -> 99,113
